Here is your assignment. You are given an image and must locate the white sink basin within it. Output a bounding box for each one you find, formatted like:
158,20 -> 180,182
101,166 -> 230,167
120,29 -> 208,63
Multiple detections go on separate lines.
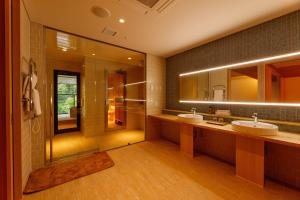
231,120 -> 278,136
177,114 -> 203,123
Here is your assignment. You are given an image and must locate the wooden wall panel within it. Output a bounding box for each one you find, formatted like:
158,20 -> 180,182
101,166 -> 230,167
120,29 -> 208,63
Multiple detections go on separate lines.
236,136 -> 264,187
265,142 -> 300,189
180,124 -> 194,156
0,1 -> 8,199
146,117 -> 161,140
194,129 -> 236,165
160,121 -> 180,144
12,0 -> 22,199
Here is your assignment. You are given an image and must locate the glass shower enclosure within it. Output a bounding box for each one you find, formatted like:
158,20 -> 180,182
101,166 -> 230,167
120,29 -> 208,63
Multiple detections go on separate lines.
45,28 -> 146,162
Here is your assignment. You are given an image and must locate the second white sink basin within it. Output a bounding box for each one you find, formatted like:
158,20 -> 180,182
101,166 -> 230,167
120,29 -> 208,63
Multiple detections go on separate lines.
231,120 -> 278,136
177,114 -> 203,123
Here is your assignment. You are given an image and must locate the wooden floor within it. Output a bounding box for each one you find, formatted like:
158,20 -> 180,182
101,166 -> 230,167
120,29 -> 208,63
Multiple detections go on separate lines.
46,130 -> 145,160
25,140 -> 300,200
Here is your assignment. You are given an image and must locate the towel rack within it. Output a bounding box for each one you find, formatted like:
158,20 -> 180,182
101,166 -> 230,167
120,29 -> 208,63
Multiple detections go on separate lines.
22,57 -> 37,117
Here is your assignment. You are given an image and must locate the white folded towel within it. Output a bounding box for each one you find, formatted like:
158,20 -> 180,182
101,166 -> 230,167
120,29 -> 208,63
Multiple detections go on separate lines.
22,75 -> 30,96
214,89 -> 224,101
32,73 -> 38,88
32,89 -> 42,116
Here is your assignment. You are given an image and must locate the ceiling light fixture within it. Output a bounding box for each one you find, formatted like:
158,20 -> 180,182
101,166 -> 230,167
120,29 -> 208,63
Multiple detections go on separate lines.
128,57 -> 132,60
62,48 -> 67,52
57,32 -> 76,51
92,53 -> 96,56
119,18 -> 125,23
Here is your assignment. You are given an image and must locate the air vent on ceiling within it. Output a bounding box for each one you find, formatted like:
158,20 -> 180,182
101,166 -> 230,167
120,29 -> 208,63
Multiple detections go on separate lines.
117,0 -> 177,16
156,0 -> 175,13
136,0 -> 160,8
102,27 -> 117,36
134,0 -> 176,14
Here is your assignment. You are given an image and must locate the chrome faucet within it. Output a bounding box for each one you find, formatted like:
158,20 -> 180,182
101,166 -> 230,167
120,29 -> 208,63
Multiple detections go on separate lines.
191,108 -> 196,116
252,113 -> 258,123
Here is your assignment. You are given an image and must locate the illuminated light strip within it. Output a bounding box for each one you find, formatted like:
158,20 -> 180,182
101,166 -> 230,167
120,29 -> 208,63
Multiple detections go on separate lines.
125,81 -> 146,86
125,99 -> 146,102
179,51 -> 300,77
180,100 -> 300,107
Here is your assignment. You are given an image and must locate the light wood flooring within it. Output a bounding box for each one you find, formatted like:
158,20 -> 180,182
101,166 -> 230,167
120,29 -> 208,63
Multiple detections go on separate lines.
25,140 -> 300,200
46,130 -> 145,160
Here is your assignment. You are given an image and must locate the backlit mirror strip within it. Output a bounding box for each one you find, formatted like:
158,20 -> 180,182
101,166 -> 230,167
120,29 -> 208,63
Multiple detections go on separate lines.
179,51 -> 300,77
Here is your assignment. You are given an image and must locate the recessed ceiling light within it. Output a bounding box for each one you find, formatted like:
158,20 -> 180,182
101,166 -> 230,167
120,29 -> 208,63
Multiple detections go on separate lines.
128,57 -> 132,60
92,53 -> 96,56
119,18 -> 125,23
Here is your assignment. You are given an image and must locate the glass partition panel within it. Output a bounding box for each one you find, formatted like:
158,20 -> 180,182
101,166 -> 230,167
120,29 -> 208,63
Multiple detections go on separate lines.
45,28 -> 145,162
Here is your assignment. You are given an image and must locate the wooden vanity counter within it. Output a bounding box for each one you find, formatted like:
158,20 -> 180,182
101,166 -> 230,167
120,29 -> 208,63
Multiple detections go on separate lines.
147,114 -> 300,187
147,114 -> 300,148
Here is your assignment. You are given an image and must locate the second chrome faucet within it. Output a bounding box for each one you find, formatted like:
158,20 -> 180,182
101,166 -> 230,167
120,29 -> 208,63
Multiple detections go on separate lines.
252,113 -> 258,123
191,108 -> 196,116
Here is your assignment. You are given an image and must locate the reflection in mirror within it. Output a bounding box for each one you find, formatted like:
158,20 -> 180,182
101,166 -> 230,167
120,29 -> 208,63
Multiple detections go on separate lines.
228,66 -> 258,102
209,69 -> 228,101
266,59 -> 300,103
179,57 -> 300,104
179,73 -> 209,100
106,71 -> 126,130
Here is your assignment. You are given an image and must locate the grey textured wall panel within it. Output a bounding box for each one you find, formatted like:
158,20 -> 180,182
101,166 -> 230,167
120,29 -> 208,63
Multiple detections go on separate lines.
166,10 -> 300,122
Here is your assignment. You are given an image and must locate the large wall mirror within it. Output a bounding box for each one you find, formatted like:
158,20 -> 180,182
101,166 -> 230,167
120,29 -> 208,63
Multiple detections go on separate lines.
179,54 -> 300,104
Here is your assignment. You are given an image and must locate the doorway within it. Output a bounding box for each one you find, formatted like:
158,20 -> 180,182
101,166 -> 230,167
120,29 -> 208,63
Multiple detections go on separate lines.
106,71 -> 127,131
54,70 -> 81,134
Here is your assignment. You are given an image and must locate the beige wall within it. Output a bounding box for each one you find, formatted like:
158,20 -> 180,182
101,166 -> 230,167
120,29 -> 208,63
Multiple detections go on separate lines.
30,22 -> 46,170
126,67 -> 145,130
20,0 -> 32,190
146,54 -> 166,115
81,57 -> 105,136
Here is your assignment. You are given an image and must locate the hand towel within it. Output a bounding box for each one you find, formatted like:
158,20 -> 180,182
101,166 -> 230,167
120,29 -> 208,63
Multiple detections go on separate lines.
32,73 -> 38,89
213,89 -> 224,101
32,89 -> 42,116
22,75 -> 30,96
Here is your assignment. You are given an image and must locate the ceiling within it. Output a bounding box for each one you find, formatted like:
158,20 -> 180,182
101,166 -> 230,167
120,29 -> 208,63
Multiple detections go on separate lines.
24,0 -> 300,57
270,59 -> 300,77
46,28 -> 145,67
231,66 -> 258,79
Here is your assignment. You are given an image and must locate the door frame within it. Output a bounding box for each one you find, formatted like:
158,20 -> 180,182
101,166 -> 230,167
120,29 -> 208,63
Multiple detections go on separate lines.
1,0 -> 13,199
53,70 -> 81,134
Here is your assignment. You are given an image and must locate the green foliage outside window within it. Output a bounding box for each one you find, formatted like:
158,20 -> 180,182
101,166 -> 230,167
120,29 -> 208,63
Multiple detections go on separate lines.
57,83 -> 77,115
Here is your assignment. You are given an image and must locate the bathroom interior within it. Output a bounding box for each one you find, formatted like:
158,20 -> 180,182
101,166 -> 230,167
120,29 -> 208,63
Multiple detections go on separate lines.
1,0 -> 300,200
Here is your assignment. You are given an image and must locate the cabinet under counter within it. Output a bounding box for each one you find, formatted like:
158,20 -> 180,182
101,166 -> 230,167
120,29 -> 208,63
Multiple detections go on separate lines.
146,114 -> 300,189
